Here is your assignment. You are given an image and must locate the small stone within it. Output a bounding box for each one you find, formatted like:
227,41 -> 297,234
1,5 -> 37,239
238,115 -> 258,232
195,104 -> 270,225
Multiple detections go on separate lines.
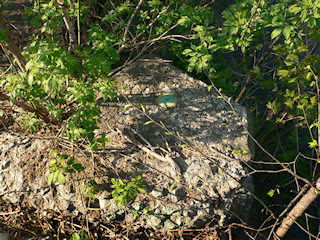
173,188 -> 186,201
150,190 -> 163,198
162,206 -> 177,215
187,208 -> 197,218
107,201 -> 120,215
147,215 -> 162,229
99,199 -> 108,209
228,179 -> 240,189
170,212 -> 182,226
131,202 -> 142,211
107,213 -> 117,221
164,219 -> 176,230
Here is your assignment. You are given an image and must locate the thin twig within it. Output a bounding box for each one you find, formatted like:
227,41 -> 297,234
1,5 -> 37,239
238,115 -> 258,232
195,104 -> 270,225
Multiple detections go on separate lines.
236,34 -> 282,103
0,210 -> 20,216
118,0 -> 144,53
125,127 -> 182,178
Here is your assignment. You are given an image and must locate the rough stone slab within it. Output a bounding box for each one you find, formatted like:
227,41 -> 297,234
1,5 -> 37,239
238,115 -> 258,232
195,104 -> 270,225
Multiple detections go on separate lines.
0,56 -> 254,230
97,56 -> 254,227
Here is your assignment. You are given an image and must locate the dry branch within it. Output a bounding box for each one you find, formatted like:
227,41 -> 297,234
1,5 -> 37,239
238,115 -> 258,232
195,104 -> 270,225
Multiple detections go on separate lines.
0,13 -> 26,72
118,0 -> 144,54
125,127 -> 182,179
56,0 -> 77,47
0,92 -> 60,125
236,34 -> 281,103
274,178 -> 320,239
0,12 -> 60,125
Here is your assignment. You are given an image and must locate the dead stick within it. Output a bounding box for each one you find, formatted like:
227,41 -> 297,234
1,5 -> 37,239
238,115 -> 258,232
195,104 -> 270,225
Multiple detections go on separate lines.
56,0 -> 77,46
274,178 -> 320,239
236,34 -> 281,103
126,128 -> 182,178
118,0 -> 144,54
0,91 -> 60,125
0,13 -> 26,72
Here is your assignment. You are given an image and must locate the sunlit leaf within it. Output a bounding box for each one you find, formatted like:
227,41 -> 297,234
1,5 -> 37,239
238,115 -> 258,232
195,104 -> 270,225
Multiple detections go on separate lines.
271,28 -> 282,39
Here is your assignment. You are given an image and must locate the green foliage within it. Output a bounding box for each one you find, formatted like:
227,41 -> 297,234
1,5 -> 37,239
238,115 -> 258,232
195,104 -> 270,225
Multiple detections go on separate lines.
2,32 -> 117,148
48,150 -> 84,185
233,147 -> 249,155
70,230 -> 92,240
15,113 -> 42,133
0,29 -> 8,41
83,179 -> 99,199
25,0 -> 89,35
111,175 -> 146,207
267,187 -> 280,198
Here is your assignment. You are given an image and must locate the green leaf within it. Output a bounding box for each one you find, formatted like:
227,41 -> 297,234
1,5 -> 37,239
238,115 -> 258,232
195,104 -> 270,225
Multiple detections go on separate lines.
139,188 -> 147,194
57,171 -> 66,185
288,5 -> 301,14
241,147 -> 249,154
301,9 -> 307,22
67,157 -> 75,165
140,104 -> 146,113
307,72 -> 312,81
230,26 -> 239,35
308,139 -> 318,149
53,170 -> 59,181
267,189 -> 275,197
177,16 -> 191,27
234,149 -> 241,155
271,28 -> 282,39
47,172 -> 55,185
50,150 -> 58,158
310,122 -> 320,129
70,233 -> 80,240
282,26 -> 291,40
72,163 -> 85,172
49,159 -> 57,166
123,104 -> 132,111
277,69 -> 290,78
62,167 -> 75,173
144,121 -> 153,125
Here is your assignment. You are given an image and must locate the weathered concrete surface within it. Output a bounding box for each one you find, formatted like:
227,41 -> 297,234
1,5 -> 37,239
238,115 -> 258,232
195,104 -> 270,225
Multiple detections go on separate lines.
98,56 -> 254,228
0,56 -> 254,230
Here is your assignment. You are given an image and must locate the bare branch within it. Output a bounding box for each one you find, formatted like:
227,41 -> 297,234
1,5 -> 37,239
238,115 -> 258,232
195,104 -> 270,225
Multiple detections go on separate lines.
0,13 -> 26,72
0,91 -> 60,125
118,0 -> 144,53
56,0 -> 77,47
274,178 -> 320,239
236,34 -> 282,103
